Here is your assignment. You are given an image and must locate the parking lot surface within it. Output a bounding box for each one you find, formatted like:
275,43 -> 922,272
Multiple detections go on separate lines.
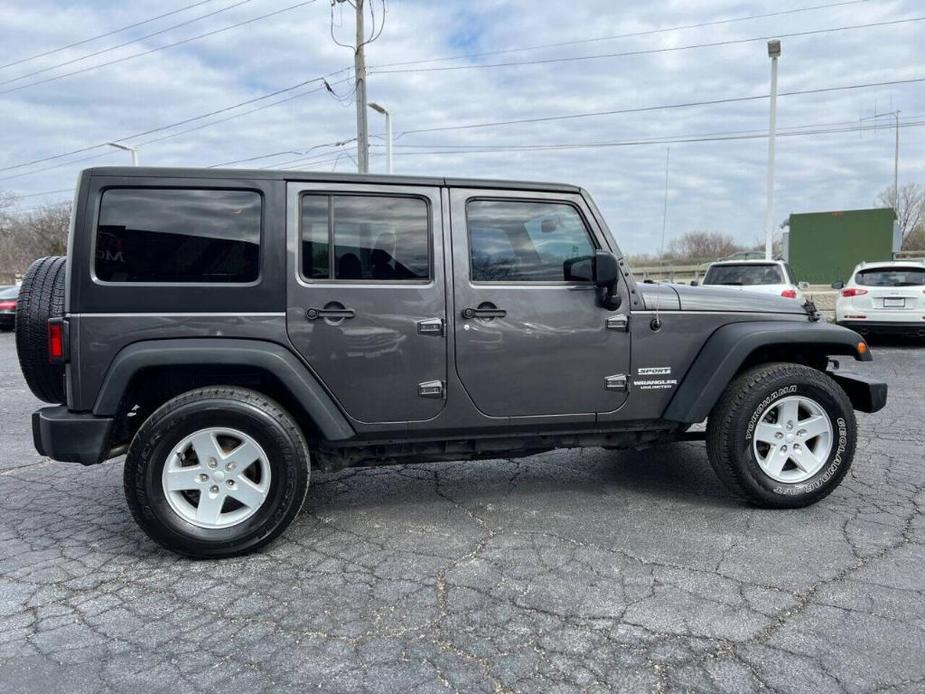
1,331 -> 923,693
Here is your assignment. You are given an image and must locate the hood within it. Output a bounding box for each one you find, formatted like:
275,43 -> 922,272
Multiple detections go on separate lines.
640,283 -> 807,314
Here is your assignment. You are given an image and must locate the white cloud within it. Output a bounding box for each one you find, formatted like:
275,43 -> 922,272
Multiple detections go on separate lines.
1,0 -> 923,252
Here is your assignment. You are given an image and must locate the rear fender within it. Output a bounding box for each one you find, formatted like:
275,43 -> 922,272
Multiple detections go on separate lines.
94,338 -> 355,442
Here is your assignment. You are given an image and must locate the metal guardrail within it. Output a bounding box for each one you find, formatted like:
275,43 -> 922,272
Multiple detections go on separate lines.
630,263 -> 705,282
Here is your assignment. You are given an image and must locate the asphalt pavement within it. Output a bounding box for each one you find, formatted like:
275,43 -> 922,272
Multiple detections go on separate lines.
1,331 -> 923,693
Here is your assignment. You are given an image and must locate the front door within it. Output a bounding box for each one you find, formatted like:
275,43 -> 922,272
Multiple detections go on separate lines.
449,189 -> 630,417
286,183 -> 447,424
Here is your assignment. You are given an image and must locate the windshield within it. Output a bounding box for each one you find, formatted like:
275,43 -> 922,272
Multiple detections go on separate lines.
0,286 -> 18,299
703,264 -> 784,286
855,267 -> 925,287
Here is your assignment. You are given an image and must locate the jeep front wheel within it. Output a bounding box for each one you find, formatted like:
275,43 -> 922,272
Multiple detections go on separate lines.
124,387 -> 310,558
706,362 -> 855,508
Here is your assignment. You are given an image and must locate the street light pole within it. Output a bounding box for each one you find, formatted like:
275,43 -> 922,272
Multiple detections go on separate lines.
368,102 -> 392,174
893,109 -> 900,206
764,39 -> 781,261
106,142 -> 139,166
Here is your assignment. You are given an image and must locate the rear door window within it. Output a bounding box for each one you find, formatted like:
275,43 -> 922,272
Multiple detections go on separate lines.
704,264 -> 784,286
855,267 -> 925,287
95,188 -> 261,283
300,194 -> 430,281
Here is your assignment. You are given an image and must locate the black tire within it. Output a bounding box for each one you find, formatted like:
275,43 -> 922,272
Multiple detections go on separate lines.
124,386 -> 310,558
15,256 -> 66,403
706,362 -> 856,508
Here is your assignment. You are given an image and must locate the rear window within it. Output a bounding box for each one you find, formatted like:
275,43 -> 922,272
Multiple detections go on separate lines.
855,266 -> 925,287
95,188 -> 261,283
0,286 -> 17,299
704,263 -> 784,286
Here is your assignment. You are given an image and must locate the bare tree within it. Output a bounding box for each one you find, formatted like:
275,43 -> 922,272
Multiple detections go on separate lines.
903,223 -> 925,252
667,231 -> 739,262
875,183 -> 925,241
0,199 -> 72,279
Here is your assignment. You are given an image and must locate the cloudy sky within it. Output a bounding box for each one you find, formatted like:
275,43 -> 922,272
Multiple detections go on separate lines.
1,0 -> 923,254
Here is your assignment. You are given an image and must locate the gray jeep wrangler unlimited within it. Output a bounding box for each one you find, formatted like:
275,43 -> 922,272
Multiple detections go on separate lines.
18,167 -> 886,558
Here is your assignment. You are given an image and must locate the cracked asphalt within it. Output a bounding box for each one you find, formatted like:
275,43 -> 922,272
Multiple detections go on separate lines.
1,331 -> 923,693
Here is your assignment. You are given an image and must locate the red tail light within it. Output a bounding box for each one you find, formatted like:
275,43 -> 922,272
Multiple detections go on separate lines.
48,320 -> 64,362
780,288 -> 797,299
0,300 -> 15,311
841,288 -> 868,297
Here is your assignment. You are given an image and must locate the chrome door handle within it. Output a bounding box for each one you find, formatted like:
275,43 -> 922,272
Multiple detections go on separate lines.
306,307 -> 356,320
462,307 -> 506,319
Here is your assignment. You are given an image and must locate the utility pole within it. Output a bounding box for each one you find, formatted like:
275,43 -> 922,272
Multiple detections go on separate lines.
353,0 -> 369,173
860,109 -> 901,208
764,39 -> 781,261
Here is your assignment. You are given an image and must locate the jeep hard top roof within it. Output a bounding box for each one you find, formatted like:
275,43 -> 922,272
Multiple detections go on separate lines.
83,166 -> 583,194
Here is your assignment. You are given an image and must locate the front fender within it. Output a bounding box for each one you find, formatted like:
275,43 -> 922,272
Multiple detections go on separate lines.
662,321 -> 870,424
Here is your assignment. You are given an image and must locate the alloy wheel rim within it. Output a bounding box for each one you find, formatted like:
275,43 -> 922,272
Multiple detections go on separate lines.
161,427 -> 271,529
752,395 -> 834,484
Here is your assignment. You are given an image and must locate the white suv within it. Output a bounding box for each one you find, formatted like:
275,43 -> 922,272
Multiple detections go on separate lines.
834,261 -> 925,337
700,259 -> 807,300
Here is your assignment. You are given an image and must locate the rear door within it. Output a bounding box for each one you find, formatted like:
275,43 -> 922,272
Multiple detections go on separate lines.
286,182 -> 447,424
449,188 -> 631,417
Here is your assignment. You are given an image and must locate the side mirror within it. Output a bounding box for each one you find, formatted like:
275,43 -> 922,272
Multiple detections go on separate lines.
690,279 -> 699,286
593,250 -> 621,310
831,281 -> 844,290
798,281 -> 810,290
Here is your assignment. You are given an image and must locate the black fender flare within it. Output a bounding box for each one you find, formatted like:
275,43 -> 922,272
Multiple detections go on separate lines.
662,321 -> 870,424
93,338 -> 355,442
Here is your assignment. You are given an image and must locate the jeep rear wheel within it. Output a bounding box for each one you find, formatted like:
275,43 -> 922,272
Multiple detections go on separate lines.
124,387 -> 310,558
706,363 -> 855,508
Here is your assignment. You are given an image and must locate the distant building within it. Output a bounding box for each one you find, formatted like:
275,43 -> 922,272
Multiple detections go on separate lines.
784,208 -> 898,284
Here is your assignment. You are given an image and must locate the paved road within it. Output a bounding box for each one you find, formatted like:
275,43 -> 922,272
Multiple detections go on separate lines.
1,331 -> 923,693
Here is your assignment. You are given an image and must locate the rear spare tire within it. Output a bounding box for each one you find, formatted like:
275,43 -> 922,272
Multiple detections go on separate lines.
16,256 -> 66,403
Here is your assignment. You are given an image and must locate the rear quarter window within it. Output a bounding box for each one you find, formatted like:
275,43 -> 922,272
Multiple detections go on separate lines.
95,188 -> 261,283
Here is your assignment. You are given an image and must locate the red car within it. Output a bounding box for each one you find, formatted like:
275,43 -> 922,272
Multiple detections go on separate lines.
0,285 -> 18,331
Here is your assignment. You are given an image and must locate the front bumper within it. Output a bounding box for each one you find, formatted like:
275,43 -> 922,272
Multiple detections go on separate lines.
829,371 -> 888,414
837,320 -> 925,337
32,406 -> 114,465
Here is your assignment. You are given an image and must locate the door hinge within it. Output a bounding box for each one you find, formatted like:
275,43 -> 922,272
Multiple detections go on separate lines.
418,380 -> 445,399
604,374 -> 629,392
417,317 -> 445,336
605,314 -> 629,331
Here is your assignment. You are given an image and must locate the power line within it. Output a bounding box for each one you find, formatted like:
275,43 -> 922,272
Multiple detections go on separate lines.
209,137 -> 356,167
0,0 -> 216,72
389,115 -> 925,151
0,0 -> 256,87
0,70 -> 351,176
11,117 -> 925,203
385,119 -> 925,156
0,0 -> 320,96
140,77 -> 353,146
400,75 -> 925,136
372,0 -> 874,69
373,16 -> 925,75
